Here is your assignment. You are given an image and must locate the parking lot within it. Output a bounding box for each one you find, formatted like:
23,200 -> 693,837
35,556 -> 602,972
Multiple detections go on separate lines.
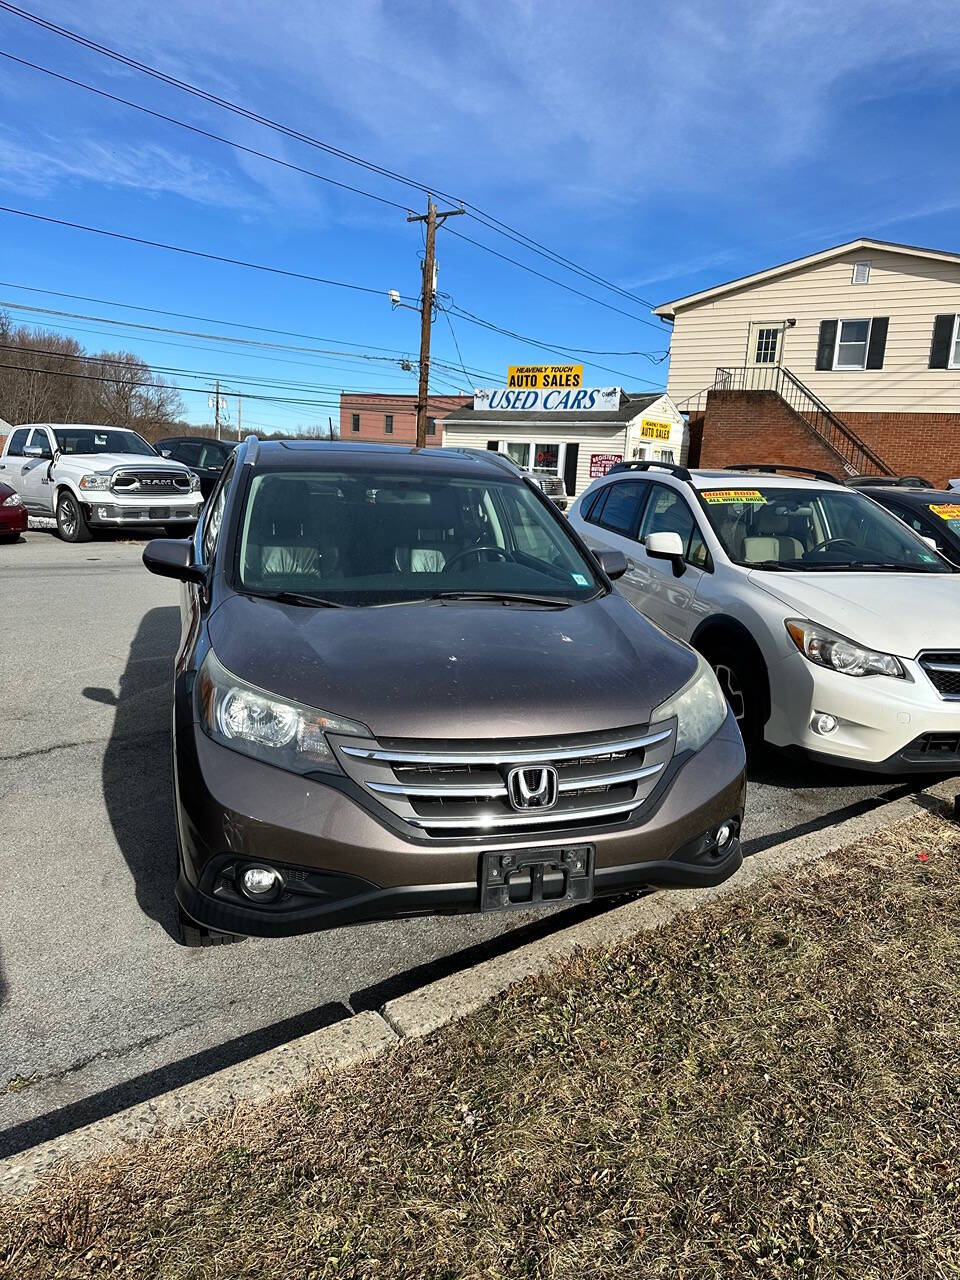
0,530 -> 927,1160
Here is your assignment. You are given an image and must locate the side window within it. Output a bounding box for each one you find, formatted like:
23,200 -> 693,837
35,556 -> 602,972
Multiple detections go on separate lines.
687,522 -> 710,569
6,428 -> 29,456
583,485 -> 610,523
28,428 -> 52,457
595,481 -> 648,537
202,459 -> 234,563
639,483 -> 696,549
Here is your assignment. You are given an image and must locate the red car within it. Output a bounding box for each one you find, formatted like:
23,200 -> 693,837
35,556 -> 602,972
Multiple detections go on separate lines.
0,480 -> 27,543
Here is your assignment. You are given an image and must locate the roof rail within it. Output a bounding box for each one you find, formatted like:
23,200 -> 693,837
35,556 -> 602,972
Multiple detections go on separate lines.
845,474 -> 934,490
723,463 -> 839,484
243,433 -> 260,465
607,459 -> 693,483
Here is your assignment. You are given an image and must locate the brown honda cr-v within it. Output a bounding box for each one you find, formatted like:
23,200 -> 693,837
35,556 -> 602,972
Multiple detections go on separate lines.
143,439 -> 746,946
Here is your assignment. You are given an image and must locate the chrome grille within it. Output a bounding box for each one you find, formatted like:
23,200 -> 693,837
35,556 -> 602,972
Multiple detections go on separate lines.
332,725 -> 674,838
112,469 -> 191,495
919,652 -> 960,700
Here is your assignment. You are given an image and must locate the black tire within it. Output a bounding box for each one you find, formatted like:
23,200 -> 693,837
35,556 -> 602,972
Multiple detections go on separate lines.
702,642 -> 765,756
56,490 -> 92,543
0,532 -> 21,544
164,525 -> 191,539
176,902 -> 243,948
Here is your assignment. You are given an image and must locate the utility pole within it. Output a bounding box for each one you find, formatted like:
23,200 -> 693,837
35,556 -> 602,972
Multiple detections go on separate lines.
214,378 -> 221,441
407,197 -> 464,448
237,393 -> 242,441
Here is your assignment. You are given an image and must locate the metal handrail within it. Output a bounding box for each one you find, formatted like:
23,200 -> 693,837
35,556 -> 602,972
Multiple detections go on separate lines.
711,365 -> 893,477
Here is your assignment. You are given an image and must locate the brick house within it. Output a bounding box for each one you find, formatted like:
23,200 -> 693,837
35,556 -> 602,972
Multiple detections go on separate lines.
338,393 -> 469,446
654,238 -> 960,486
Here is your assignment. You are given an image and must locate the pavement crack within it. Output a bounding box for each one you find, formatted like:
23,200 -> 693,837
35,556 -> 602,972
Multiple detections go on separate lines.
0,738 -> 108,762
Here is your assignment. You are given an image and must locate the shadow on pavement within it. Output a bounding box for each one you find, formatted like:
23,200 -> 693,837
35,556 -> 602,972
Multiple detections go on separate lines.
0,999 -> 350,1160
84,604 -> 182,941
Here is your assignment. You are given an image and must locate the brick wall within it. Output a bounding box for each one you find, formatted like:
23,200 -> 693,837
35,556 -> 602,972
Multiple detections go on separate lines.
698,390 -> 843,476
339,394 -> 469,446
698,391 -> 960,487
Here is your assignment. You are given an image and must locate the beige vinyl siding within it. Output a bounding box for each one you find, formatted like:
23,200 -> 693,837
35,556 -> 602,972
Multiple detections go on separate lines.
665,249 -> 960,413
623,394 -> 688,465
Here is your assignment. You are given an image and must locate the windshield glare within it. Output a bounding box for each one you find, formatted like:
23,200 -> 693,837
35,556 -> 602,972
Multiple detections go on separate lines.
700,486 -> 949,572
237,470 -> 601,605
53,427 -> 156,456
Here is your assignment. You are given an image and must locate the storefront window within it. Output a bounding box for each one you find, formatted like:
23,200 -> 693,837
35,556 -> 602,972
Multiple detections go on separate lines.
532,442 -> 560,474
505,442 -> 531,469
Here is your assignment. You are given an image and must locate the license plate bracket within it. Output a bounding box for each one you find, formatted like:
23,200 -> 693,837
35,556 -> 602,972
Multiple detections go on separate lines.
480,844 -> 594,912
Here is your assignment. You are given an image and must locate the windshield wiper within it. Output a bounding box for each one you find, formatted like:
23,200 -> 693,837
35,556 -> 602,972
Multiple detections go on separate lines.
259,590 -> 345,608
429,590 -> 575,607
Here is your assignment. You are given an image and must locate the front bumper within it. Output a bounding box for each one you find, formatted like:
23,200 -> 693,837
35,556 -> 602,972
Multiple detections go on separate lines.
0,505 -> 28,533
766,649 -> 960,770
84,498 -> 201,527
174,696 -> 746,938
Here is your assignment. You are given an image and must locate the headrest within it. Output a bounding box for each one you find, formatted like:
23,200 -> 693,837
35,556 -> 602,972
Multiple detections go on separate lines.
755,506 -> 789,535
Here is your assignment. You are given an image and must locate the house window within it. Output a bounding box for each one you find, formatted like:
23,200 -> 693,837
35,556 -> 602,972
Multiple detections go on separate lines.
754,326 -> 780,363
351,413 -> 360,432
384,414 -> 394,434
834,318 -> 872,369
657,448 -> 676,463
426,417 -> 436,436
951,316 -> 960,369
852,261 -> 871,285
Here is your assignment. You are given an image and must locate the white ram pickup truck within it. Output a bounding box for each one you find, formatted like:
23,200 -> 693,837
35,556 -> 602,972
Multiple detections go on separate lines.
0,422 -> 203,542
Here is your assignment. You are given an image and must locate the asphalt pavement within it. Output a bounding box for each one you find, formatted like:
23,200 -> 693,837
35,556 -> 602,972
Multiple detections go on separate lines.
0,531 -> 928,1158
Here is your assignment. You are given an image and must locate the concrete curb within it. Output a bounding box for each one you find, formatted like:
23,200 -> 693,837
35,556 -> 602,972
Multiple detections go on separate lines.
2,778 -> 955,1195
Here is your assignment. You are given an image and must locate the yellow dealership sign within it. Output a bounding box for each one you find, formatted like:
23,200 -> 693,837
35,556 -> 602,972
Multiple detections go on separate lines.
639,418 -> 673,441
507,364 -> 583,389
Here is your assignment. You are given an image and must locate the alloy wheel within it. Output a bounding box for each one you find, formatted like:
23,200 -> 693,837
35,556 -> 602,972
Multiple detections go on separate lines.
714,663 -> 746,724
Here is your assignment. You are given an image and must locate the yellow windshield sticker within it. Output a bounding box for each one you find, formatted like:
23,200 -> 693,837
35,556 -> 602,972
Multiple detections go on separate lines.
701,489 -> 768,505
929,503 -> 960,521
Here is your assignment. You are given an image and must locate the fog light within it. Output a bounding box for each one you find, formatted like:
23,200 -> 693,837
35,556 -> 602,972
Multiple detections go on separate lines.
240,866 -> 282,899
716,821 -> 734,850
812,712 -> 838,736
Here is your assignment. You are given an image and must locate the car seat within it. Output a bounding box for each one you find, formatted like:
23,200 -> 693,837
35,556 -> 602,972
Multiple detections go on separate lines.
742,507 -> 805,564
248,478 -> 321,580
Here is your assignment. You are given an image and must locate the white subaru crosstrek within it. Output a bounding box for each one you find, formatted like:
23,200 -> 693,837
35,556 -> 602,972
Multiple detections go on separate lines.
569,462 -> 960,772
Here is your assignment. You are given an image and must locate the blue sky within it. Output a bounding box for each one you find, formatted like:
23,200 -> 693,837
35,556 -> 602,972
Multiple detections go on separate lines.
0,0 -> 958,431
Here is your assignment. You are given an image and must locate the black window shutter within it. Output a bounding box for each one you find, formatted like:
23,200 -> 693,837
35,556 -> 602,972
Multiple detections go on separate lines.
563,442 -> 580,495
815,320 -> 837,370
929,315 -> 955,369
486,439 -> 499,451
866,317 -> 888,369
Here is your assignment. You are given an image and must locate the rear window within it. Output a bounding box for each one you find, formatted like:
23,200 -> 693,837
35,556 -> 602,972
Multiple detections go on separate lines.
237,469 -> 602,605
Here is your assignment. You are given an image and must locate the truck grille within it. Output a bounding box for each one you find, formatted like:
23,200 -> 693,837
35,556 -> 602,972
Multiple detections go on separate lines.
919,652 -> 960,700
332,723 -> 675,839
112,469 -> 192,495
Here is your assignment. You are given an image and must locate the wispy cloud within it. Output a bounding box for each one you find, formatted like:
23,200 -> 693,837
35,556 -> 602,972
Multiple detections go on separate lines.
0,129 -> 263,209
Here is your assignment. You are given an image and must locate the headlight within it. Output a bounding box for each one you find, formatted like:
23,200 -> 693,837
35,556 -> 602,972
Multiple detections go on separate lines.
79,474 -> 111,491
785,619 -> 909,679
188,472 -> 201,492
653,653 -> 728,753
196,648 -> 369,773
1,492 -> 23,507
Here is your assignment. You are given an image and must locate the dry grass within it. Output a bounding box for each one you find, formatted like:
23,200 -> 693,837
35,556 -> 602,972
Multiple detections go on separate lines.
3,810 -> 960,1279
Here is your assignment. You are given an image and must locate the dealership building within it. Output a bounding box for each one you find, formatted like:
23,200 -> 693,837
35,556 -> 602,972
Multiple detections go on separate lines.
440,387 -> 687,497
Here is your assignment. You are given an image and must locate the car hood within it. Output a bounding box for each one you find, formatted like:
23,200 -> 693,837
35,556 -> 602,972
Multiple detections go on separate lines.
749,569 -> 960,656
207,590 -> 697,740
58,452 -> 191,472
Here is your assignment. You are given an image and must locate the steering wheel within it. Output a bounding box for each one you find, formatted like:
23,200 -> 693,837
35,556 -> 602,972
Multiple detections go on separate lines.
807,537 -> 858,557
442,545 -> 509,573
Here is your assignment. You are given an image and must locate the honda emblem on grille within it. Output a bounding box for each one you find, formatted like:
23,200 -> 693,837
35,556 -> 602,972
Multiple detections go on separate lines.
506,765 -> 559,811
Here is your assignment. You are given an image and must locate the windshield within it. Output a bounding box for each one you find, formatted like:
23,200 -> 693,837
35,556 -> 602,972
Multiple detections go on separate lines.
699,485 -> 950,572
52,427 -> 156,456
237,470 -> 602,605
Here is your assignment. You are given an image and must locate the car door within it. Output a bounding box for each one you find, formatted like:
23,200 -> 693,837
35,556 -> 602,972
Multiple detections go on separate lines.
628,483 -> 709,640
18,428 -> 56,513
0,428 -> 30,493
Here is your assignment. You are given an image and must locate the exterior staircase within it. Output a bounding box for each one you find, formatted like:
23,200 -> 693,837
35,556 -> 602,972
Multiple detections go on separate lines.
712,365 -> 894,478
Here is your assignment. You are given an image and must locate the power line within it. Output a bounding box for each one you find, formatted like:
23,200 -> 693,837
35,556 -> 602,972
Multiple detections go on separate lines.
0,206 -> 418,301
0,1 -> 654,313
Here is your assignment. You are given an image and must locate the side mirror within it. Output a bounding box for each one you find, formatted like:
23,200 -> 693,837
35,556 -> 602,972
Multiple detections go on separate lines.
922,536 -> 938,551
159,449 -> 172,458
23,445 -> 51,459
595,548 -> 627,580
143,538 -> 208,585
646,530 -> 686,575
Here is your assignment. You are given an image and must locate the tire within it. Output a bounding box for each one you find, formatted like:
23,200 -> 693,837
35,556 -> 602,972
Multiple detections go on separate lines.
164,525 -> 190,539
702,642 -> 765,756
0,532 -> 21,544
56,490 -> 92,543
176,902 -> 243,948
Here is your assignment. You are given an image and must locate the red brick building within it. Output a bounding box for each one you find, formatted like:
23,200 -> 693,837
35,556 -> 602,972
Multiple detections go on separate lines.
656,239 -> 960,486
339,393 -> 469,446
